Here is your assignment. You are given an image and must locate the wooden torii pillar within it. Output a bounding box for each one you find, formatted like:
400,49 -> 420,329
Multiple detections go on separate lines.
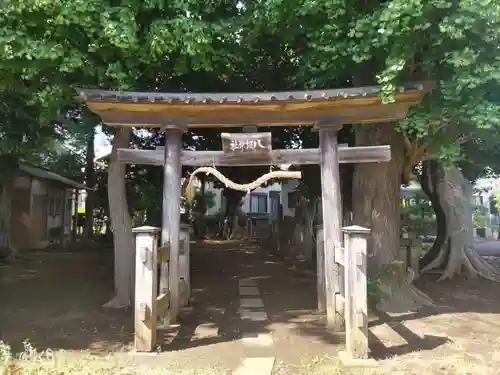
317,124 -> 344,328
115,139 -> 391,325
78,83 -> 429,342
161,125 -> 183,325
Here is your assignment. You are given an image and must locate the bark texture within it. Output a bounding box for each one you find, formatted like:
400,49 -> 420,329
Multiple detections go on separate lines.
195,176 -> 206,239
353,126 -> 435,312
418,160 -> 447,268
422,166 -> 500,281
0,156 -> 19,260
84,126 -> 95,240
353,125 -> 404,277
292,197 -> 317,263
221,188 -> 245,239
0,179 -> 15,260
301,200 -> 317,262
230,204 -> 247,239
102,128 -> 135,308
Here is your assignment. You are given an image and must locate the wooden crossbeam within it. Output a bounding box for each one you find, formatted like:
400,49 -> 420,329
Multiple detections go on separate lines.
117,145 -> 390,166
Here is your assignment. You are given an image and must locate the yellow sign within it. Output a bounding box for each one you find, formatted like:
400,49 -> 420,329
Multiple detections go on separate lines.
158,246 -> 170,262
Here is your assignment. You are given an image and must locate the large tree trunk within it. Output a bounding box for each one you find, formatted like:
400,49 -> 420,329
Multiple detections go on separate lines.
197,176 -> 206,238
230,204 -> 247,239
222,188 -> 245,240
301,199 -> 317,262
222,197 -> 233,239
353,126 -> 435,312
422,165 -> 500,281
102,128 -> 135,308
0,156 -> 19,261
84,126 -> 95,240
353,125 -> 404,276
192,176 -> 206,239
291,198 -> 317,264
0,179 -> 15,260
419,160 -> 447,268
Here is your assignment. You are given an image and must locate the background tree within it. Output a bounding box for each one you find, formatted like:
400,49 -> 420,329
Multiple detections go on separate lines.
417,125 -> 500,280
281,0 -> 500,282
2,0 -> 499,310
0,91 -> 63,259
0,0 -> 243,307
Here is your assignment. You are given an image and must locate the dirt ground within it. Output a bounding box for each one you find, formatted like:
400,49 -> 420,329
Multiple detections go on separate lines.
1,241 -> 500,374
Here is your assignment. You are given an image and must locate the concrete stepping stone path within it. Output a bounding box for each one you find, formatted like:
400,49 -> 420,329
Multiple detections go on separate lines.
233,278 -> 275,375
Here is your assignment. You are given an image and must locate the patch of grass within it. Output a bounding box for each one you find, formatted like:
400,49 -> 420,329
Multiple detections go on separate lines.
275,355 -> 387,375
1,340 -> 60,375
0,341 -> 224,375
275,353 -> 487,375
367,260 -> 408,307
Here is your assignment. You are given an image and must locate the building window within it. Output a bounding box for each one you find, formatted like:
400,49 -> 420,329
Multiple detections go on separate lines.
54,194 -> 62,214
250,193 -> 268,213
287,191 -> 296,209
47,195 -> 55,216
67,195 -> 72,213
269,191 -> 280,216
472,195 -> 483,206
33,194 -> 47,209
47,192 -> 63,216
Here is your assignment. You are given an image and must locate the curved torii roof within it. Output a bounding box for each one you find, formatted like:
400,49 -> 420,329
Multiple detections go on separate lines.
77,82 -> 432,128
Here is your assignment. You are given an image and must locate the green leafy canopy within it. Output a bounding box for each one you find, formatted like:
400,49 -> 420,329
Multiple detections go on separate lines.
0,0 -> 499,179
0,0 -> 240,102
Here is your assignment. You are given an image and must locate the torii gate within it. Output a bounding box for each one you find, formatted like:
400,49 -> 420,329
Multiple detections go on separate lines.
79,83 -> 428,358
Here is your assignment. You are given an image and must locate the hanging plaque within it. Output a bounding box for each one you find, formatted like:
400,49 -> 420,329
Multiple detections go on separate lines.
221,132 -> 272,162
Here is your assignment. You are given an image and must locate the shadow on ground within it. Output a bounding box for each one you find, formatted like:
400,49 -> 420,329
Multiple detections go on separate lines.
2,239 -> 500,373
0,250 -> 133,354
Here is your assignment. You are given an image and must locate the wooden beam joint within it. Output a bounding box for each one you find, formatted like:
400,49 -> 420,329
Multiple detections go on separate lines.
314,123 -> 344,131
156,292 -> 170,315
160,124 -> 187,132
138,303 -> 149,322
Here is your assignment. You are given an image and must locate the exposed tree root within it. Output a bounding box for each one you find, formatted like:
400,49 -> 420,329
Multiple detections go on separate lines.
0,246 -> 16,263
102,295 -> 130,309
420,165 -> 500,283
422,234 -> 500,282
229,205 -> 248,240
421,245 -> 447,274
377,268 -> 438,313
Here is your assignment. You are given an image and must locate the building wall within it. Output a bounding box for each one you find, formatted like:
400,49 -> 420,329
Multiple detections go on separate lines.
10,174 -> 75,250
46,185 -> 64,232
40,184 -> 73,246
64,191 -> 73,236
281,180 -> 299,217
205,181 -> 282,216
10,176 -> 32,250
30,178 -> 49,248
205,181 -> 224,216
241,182 -> 281,215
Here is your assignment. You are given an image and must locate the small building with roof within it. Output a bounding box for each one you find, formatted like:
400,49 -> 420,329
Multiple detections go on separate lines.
9,163 -> 86,251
